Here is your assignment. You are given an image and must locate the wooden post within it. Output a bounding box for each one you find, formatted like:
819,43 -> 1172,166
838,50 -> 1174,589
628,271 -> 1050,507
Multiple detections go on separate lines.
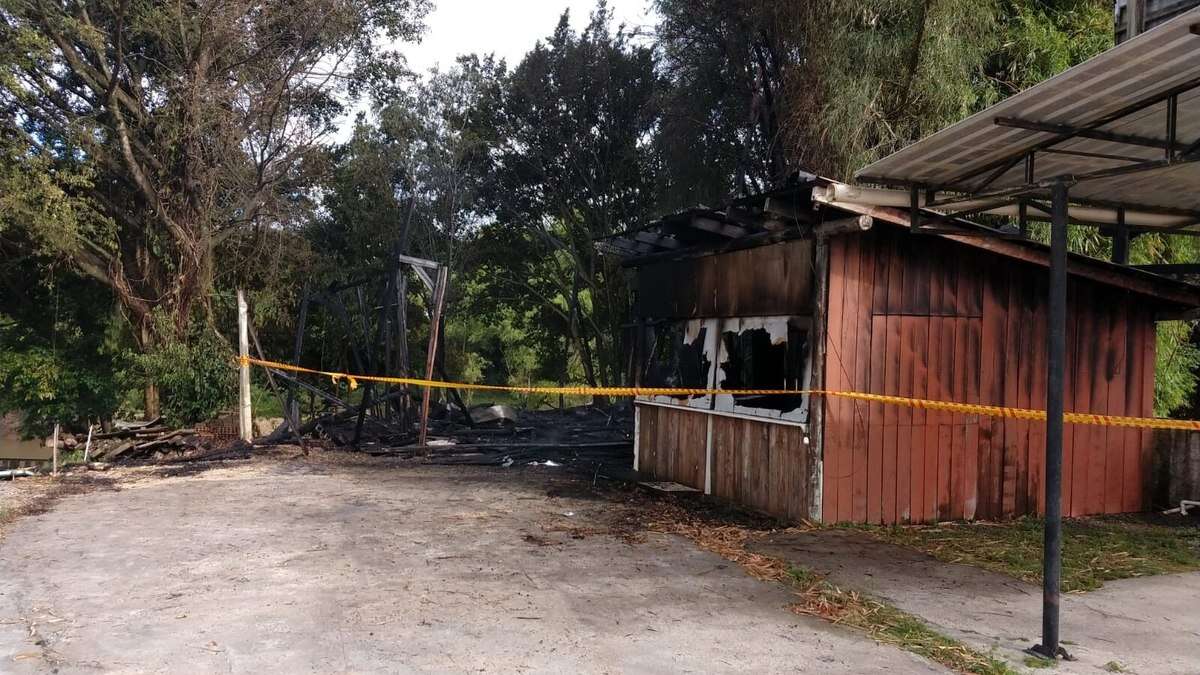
237,290 -> 253,442
83,423 -> 94,463
417,266 -> 449,451
51,422 -> 60,475
808,238 -> 829,521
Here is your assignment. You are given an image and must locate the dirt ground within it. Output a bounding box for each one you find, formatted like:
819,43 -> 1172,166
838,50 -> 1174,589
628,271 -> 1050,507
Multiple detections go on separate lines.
752,529 -> 1200,674
0,452 -> 941,674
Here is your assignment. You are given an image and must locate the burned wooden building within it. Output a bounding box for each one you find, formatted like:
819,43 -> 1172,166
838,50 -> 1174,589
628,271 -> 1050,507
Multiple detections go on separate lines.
600,175 -> 1200,525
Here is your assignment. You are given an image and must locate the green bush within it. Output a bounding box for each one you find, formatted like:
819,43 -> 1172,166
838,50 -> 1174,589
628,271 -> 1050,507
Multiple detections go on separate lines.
129,319 -> 236,426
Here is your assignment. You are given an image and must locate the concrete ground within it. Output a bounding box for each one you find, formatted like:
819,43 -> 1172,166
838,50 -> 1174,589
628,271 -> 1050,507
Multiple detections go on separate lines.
0,453 -> 941,674
751,529 -> 1200,674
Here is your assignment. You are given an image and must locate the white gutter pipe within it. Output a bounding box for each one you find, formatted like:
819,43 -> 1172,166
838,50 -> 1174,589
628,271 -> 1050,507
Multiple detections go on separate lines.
814,184 -> 1194,229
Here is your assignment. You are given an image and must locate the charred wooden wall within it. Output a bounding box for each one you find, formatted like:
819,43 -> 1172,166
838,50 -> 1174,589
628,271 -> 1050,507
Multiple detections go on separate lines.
636,404 -> 813,521
1150,429 -> 1200,507
635,239 -> 814,318
822,225 -> 1159,524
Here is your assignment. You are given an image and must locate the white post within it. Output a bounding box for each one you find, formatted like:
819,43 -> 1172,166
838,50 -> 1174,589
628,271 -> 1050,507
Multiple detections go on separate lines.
83,423 -> 94,463
51,423 -> 60,475
237,290 -> 253,442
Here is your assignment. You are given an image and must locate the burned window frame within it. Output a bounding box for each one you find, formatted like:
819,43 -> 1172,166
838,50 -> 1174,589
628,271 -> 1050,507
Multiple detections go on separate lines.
640,318 -> 719,410
637,315 -> 813,424
713,316 -> 812,423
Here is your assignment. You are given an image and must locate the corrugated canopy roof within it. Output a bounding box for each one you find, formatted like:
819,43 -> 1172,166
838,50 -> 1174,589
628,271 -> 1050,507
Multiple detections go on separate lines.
856,7 -> 1200,227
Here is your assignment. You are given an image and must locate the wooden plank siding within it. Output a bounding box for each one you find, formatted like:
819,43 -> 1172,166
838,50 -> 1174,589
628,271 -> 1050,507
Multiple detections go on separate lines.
636,404 -> 812,521
636,239 -> 814,318
821,224 -> 1159,524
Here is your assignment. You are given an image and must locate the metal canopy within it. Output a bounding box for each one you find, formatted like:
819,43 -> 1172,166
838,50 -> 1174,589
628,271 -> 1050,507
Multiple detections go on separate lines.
856,7 -> 1200,228
852,9 -> 1200,662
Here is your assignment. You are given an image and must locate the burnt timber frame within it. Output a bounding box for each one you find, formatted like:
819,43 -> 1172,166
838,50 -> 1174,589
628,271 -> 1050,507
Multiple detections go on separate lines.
283,250 -> 456,449
856,77 -> 1200,661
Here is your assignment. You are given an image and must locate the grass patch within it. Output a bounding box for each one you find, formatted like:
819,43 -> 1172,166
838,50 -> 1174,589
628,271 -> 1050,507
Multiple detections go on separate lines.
1023,655 -> 1056,669
646,512 -> 1017,674
855,516 -> 1200,592
1102,661 -> 1127,673
783,566 -> 1014,674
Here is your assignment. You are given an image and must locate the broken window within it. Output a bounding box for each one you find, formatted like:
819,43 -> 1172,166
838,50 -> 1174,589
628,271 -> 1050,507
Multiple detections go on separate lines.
715,317 -> 810,419
637,316 -> 811,423
642,320 -> 714,401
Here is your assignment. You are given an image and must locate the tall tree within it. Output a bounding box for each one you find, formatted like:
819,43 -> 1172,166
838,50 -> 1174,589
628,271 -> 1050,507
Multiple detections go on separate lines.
0,0 -> 428,414
654,0 -> 996,194
475,6 -> 662,389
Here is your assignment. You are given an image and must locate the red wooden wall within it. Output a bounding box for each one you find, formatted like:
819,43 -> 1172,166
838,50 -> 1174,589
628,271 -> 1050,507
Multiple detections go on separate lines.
822,225 -> 1158,524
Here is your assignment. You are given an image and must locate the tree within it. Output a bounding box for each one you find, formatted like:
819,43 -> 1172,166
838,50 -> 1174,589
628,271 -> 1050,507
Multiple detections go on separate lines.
0,0 -> 428,415
473,6 -> 662,390
654,0 -> 997,193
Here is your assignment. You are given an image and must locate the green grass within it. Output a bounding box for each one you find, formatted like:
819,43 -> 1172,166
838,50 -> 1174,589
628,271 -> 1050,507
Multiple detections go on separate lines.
782,566 -> 1016,675
1023,655 -> 1057,669
1102,661 -> 1127,673
855,516 -> 1200,592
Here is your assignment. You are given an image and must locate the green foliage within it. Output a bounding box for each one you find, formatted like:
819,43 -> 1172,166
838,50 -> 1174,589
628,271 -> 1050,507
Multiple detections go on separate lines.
469,8 -> 660,387
0,252 -> 124,436
0,335 -> 121,437
982,0 -> 1113,104
1154,322 -> 1200,417
127,317 -> 236,426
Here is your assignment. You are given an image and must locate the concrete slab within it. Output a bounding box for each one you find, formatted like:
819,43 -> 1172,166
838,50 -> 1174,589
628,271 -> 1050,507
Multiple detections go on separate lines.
0,457 -> 942,674
750,529 -> 1200,674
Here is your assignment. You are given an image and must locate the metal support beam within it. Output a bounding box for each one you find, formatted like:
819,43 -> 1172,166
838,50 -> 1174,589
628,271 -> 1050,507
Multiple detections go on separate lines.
909,185 -> 921,230
1112,208 -> 1130,264
938,75 -> 1200,188
1167,94 -> 1179,162
995,116 -> 1170,151
1034,180 -> 1069,662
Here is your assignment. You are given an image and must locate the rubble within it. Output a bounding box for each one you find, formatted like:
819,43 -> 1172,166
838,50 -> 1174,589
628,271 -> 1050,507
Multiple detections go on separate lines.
85,419 -> 250,464
467,404 -> 518,426
356,404 -> 635,476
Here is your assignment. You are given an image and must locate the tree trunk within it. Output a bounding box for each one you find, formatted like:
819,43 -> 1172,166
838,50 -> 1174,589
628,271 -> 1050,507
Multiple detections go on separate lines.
144,382 -> 161,420
137,319 -> 162,419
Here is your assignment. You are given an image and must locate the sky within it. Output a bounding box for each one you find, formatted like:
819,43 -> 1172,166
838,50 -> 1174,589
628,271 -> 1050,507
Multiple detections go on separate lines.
335,0 -> 657,139
403,0 -> 657,75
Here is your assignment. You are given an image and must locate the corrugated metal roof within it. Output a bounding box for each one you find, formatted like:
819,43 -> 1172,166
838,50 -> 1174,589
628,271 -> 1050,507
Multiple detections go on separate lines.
856,7 -> 1200,222
1116,0 -> 1200,43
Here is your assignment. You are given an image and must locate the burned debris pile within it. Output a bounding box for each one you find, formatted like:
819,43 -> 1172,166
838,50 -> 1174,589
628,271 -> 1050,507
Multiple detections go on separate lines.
367,404 -> 634,470
86,417 -> 251,464
272,400 -> 634,475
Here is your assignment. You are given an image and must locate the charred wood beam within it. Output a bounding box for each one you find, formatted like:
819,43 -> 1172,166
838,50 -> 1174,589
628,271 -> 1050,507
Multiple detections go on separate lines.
267,368 -> 353,410
296,388 -> 414,437
763,196 -> 814,223
629,231 -> 681,249
619,222 -> 806,267
1132,263 -> 1200,275
689,216 -> 748,238
814,215 -> 873,239
395,253 -> 440,269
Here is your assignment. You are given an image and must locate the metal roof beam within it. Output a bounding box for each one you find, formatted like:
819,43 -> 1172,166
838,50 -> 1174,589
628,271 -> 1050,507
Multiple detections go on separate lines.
994,116 -> 1174,151
935,76 -> 1200,189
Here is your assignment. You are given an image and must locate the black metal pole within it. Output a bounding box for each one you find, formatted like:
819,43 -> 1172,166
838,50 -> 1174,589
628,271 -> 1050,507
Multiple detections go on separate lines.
1036,179 -> 1069,660
1112,208 -> 1129,265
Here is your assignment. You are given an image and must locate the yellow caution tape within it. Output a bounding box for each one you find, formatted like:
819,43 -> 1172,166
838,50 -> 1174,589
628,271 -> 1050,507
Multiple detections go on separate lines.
238,355 -> 1200,431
